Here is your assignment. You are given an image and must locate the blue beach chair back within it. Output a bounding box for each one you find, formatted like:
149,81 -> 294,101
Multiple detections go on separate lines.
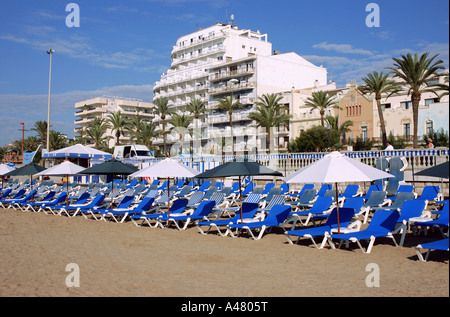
135,197 -> 155,212
261,183 -> 275,195
309,196 -> 333,214
418,186 -> 440,201
192,200 -> 216,218
342,196 -> 364,214
169,198 -> 189,213
297,189 -> 317,204
265,204 -> 292,225
326,207 -> 355,228
363,191 -> 386,207
396,199 -> 426,223
367,210 -> 400,233
340,184 -> 359,198
232,202 -> 259,221
280,183 -> 289,195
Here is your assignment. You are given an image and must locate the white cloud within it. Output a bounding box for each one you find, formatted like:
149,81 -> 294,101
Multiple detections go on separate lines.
0,84 -> 154,145
0,31 -> 165,71
312,42 -> 374,56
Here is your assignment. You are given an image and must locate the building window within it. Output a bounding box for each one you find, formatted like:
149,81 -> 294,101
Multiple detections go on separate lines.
404,123 -> 410,140
425,98 -> 438,107
426,120 -> 433,135
362,126 -> 367,141
401,101 -> 412,110
381,103 -> 391,111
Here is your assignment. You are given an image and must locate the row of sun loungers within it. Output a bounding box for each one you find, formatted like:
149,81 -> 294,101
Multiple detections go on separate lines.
1,178 -> 448,261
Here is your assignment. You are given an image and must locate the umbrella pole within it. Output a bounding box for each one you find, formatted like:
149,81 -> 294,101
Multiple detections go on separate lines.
167,177 -> 170,216
31,175 -> 34,203
66,174 -> 69,206
335,182 -> 340,234
239,175 -> 243,223
110,177 -> 114,211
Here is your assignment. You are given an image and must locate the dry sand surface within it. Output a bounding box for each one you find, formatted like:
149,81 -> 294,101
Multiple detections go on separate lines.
0,206 -> 448,298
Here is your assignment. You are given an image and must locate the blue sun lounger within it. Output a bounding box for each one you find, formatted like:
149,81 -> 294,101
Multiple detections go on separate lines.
130,198 -> 189,228
284,196 -> 334,228
57,194 -> 106,217
227,204 -> 292,240
196,202 -> 260,236
81,195 -> 135,220
415,238 -> 449,262
285,207 -> 356,249
157,200 -> 216,230
100,197 -> 155,223
327,210 -> 400,253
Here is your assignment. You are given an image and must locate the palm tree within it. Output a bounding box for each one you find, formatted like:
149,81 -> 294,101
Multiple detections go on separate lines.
216,95 -> 243,155
48,130 -> 68,151
154,97 -> 173,157
31,121 -> 48,147
359,71 -> 401,148
186,98 -> 207,154
106,110 -> 129,146
248,93 -> 292,152
168,113 -> 193,155
435,72 -> 449,100
126,113 -> 144,144
325,115 -> 353,144
388,52 -> 445,148
140,122 -> 160,151
304,91 -> 338,127
86,118 -> 110,149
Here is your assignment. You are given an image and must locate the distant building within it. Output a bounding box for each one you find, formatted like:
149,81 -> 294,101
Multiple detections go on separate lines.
152,21 -> 328,154
337,81 -> 375,144
373,75 -> 449,144
74,96 -> 154,148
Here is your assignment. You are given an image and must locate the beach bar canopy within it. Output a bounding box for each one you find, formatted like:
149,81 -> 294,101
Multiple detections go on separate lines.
42,144 -> 113,160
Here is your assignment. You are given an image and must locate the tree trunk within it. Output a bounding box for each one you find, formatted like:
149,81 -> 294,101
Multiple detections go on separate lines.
229,113 -> 234,156
376,96 -> 388,148
411,92 -> 421,148
162,118 -> 167,157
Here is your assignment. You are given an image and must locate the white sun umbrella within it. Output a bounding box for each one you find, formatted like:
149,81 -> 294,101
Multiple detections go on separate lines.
285,151 -> 395,232
35,160 -> 86,205
0,164 -> 15,199
130,158 -> 200,215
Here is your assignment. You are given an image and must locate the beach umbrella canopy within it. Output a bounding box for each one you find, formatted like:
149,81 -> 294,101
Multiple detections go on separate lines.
414,161 -> 449,179
4,163 -> 46,177
79,159 -> 138,176
130,158 -> 200,215
4,163 -> 47,203
35,161 -> 87,205
196,159 -> 283,221
0,164 -> 16,199
0,163 -> 15,175
285,151 -> 394,232
79,159 -> 138,209
35,160 -> 86,177
42,143 -> 113,160
130,157 -> 200,179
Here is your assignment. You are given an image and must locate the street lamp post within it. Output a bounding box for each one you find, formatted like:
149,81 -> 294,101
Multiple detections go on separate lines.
46,49 -> 55,151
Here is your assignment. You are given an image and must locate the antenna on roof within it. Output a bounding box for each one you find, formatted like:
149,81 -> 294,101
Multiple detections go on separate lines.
230,14 -> 234,26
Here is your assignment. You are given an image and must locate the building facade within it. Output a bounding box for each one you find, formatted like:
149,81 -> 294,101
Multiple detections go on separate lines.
74,96 -> 154,148
152,22 -> 328,154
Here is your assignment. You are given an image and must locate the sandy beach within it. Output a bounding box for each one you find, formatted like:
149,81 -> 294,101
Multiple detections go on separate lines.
0,206 -> 448,298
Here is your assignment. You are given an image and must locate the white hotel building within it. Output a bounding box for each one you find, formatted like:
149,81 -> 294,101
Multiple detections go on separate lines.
152,22 -> 329,154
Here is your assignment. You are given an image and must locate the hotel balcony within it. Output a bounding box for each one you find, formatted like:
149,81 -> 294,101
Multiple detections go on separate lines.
171,33 -> 226,56
74,107 -> 107,117
171,45 -> 226,67
208,82 -> 256,96
208,96 -> 255,109
208,67 -> 256,82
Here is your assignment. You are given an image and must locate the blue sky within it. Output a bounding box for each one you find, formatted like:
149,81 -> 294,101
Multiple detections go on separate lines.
0,0 -> 448,147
